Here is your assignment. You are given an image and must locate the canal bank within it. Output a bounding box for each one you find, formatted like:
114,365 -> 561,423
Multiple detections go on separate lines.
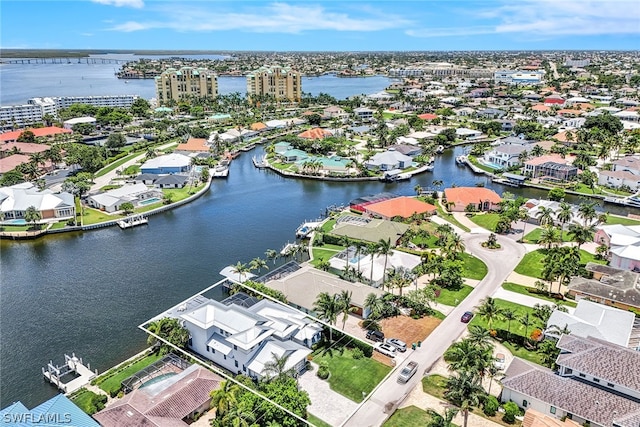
1,145 -> 636,408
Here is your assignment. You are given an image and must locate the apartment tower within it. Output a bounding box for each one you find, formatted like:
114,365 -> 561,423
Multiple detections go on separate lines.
246,66 -> 301,103
155,67 -> 218,105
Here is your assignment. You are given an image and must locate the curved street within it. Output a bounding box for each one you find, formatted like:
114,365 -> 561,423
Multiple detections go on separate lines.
341,233 -> 526,427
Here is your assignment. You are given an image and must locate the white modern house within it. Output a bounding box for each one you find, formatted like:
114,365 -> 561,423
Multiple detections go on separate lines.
87,183 -> 161,213
364,149 -> 413,171
179,295 -> 322,380
598,155 -> 640,192
0,182 -> 75,223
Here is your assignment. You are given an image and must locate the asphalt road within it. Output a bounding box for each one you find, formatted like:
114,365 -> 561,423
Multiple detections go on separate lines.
341,233 -> 526,427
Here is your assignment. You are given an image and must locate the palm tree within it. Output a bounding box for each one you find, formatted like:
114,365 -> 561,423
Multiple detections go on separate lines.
443,233 -> 465,260
210,380 -> 239,418
367,242 -> 377,284
414,184 -> 423,196
485,364 -> 504,396
316,257 -> 331,271
24,205 -> 42,229
250,257 -> 268,274
476,297 -> 503,330
432,179 -> 443,192
444,371 -> 486,427
577,201 -> 597,226
353,240 -> 366,276
313,292 -> 340,341
338,290 -> 357,329
467,325 -> 493,350
231,261 -> 249,282
519,312 -> 532,339
538,226 -> 562,250
426,407 -> 459,427
262,352 -> 294,382
377,238 -> 394,285
535,206 -> 555,227
364,292 -> 385,321
556,202 -> 573,239
567,223 -> 596,251
501,309 -> 517,337
265,249 -> 278,265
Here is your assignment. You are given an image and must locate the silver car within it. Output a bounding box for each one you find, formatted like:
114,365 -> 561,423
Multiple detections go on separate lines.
398,361 -> 419,383
376,342 -> 397,358
386,338 -> 407,352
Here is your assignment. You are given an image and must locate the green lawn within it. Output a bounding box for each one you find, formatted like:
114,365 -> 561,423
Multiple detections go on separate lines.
308,413 -> 333,427
49,221 -> 68,230
95,150 -> 143,178
312,348 -> 391,403
468,298 -> 545,339
421,374 -> 448,400
523,228 -> 572,244
69,388 -> 106,415
320,219 -> 337,233
467,155 -> 496,173
435,202 -> 471,232
1,224 -> 31,231
460,252 -> 488,280
606,215 -> 640,226
311,248 -> 343,266
502,341 -> 544,366
94,352 -> 162,396
469,213 -> 501,232
514,248 -> 606,279
81,207 -> 117,225
436,285 -> 473,306
501,282 -> 576,307
410,234 -> 440,249
383,406 -> 436,427
162,183 -> 205,203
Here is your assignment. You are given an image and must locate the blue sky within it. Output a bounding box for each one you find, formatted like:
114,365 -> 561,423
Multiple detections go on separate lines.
2,0 -> 639,51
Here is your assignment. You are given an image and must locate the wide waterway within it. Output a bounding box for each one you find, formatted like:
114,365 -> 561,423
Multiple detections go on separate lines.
2,144 -> 635,407
0,57 -> 636,406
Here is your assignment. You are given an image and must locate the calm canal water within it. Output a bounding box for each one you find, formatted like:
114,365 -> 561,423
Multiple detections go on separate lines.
0,58 -> 635,407
1,145 -> 632,407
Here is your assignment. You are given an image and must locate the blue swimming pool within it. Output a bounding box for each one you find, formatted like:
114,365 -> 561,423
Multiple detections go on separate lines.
483,161 -> 504,170
140,372 -> 176,388
5,219 -> 27,225
139,197 -> 161,206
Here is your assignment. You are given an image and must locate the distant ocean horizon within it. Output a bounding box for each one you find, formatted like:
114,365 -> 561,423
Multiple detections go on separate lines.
1,55 -> 392,105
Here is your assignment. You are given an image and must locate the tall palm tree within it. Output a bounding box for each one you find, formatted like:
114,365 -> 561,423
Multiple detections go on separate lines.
231,261 -> 249,282
476,297 -> 503,330
568,223 -> 595,251
443,233 -> 465,260
519,312 -> 532,339
367,242 -> 377,284
538,226 -> 562,250
501,309 -> 517,337
338,290 -> 357,330
364,293 -> 385,321
577,201 -> 597,226
556,202 -> 573,240
210,380 -> 239,419
377,238 -> 394,285
467,325 -> 493,351
535,206 -> 555,227
265,249 -> 278,265
313,292 -> 340,341
250,257 -> 268,274
262,352 -> 294,383
444,371 -> 486,427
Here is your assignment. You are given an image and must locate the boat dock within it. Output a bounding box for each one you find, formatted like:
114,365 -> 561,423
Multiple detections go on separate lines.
295,219 -> 323,238
42,353 -> 97,394
118,214 -> 148,229
252,155 -> 268,168
212,165 -> 229,178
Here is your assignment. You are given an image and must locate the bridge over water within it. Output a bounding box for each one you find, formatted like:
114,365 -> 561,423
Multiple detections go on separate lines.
1,57 -> 130,65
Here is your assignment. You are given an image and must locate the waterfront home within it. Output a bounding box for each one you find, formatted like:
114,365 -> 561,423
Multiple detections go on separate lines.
501,335 -> 640,426
140,153 -> 191,175
330,215 -> 409,245
264,265 -> 384,318
0,182 -> 75,224
153,174 -> 189,189
295,155 -> 351,175
280,148 -> 309,163
87,183 -> 162,213
443,187 -> 501,212
364,196 -> 437,220
250,122 -> 268,132
523,154 -> 575,178
482,143 -> 531,169
93,363 -> 222,427
0,394 -> 99,427
364,149 -> 413,171
455,127 -> 484,141
264,119 -> 289,129
544,300 -> 635,347
178,294 -> 322,380
388,143 -> 422,157
523,199 -> 587,226
568,263 -> 640,312
599,155 -> 640,192
594,224 -> 640,272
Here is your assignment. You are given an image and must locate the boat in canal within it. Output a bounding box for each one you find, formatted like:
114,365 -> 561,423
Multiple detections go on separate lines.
118,214 -> 148,229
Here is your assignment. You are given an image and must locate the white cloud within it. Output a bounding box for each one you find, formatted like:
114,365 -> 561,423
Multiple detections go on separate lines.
107,2 -> 411,33
93,0 -> 144,9
407,0 -> 640,38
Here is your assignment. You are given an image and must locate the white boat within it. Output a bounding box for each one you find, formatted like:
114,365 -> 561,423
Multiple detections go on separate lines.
280,242 -> 296,256
456,155 -> 467,165
252,155 -> 267,168
436,145 -> 445,154
118,214 -> 148,229
295,220 -> 322,238
212,165 -> 229,178
604,195 -> 640,208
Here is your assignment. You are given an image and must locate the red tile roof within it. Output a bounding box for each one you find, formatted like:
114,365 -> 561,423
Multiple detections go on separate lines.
176,138 -> 209,152
250,122 -> 268,131
418,113 -> 438,120
298,127 -> 332,140
0,127 -> 71,142
0,142 -> 51,154
444,187 -> 501,206
365,196 -> 437,219
0,154 -> 31,173
531,104 -> 551,112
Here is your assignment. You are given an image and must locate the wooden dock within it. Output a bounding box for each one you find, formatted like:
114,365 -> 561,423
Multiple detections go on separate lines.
42,353 -> 97,394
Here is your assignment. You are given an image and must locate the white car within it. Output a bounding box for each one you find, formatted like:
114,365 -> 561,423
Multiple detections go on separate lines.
398,361 -> 419,383
494,353 -> 506,370
376,342 -> 397,358
386,338 -> 407,352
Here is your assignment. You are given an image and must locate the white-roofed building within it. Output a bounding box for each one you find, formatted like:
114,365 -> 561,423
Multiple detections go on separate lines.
178,295 -> 321,380
329,247 -> 421,287
545,300 -> 636,347
364,149 -> 413,171
62,116 -> 96,130
594,224 -> 640,272
140,153 -> 191,175
87,183 -> 161,213
0,182 -> 75,224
